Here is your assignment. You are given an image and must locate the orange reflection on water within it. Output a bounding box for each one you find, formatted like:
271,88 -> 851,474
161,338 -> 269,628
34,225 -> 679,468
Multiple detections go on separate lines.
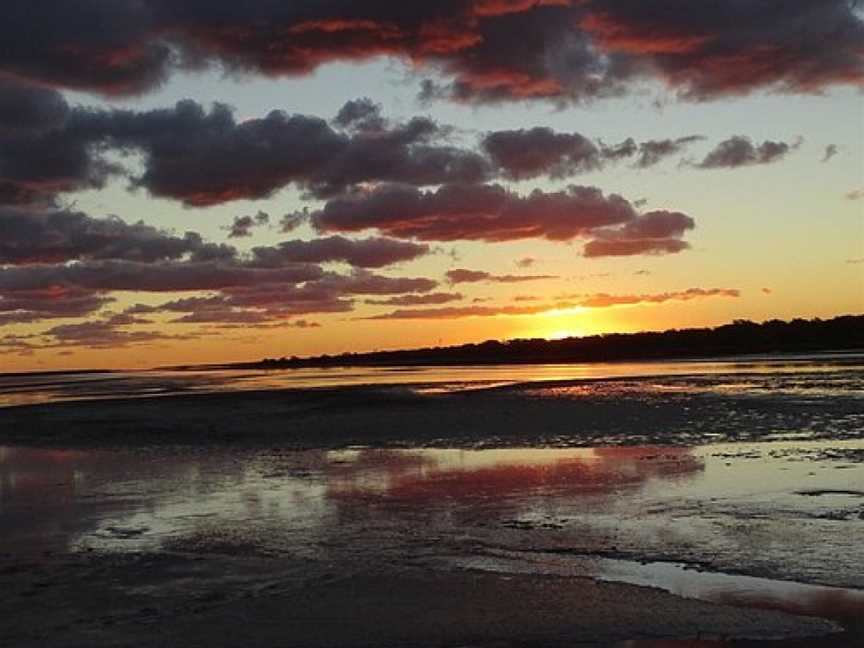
325,446 -> 703,504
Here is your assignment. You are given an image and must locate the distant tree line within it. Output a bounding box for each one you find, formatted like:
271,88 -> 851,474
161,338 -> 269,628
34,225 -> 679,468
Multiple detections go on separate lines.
249,314 -> 863,369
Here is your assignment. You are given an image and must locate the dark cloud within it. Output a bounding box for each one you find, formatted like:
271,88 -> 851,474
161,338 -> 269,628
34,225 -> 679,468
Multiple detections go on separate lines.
821,144 -> 838,163
333,98 -> 387,132
312,183 -> 633,241
480,128 -> 704,179
481,127 -> 601,180
0,110 -> 120,206
0,287 -> 112,325
1,2 -> 171,96
47,100 -> 489,206
582,209 -> 694,257
0,89 -> 810,211
147,270 -> 440,324
249,236 -> 429,269
0,259 -> 322,294
366,293 -> 464,306
632,136 -> 704,168
0,206 -> 226,265
446,269 -> 557,284
695,136 -> 799,169
0,200 -> 443,333
280,212 -> 308,233
0,2 -> 858,105
577,0 -> 864,100
44,320 -> 197,349
311,183 -> 694,256
0,79 -> 69,135
225,211 -> 270,238
313,271 -> 438,296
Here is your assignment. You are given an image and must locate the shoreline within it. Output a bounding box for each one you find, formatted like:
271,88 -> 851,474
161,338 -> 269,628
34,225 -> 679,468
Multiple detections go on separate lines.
1,372 -> 860,449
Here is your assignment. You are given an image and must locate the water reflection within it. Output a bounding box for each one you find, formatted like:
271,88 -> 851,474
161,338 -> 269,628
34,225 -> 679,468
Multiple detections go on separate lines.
325,447 -> 702,507
2,441 -> 863,644
2,352 -> 862,407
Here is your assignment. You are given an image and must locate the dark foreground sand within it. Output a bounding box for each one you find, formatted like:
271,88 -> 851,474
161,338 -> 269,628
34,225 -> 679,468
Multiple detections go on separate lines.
0,377 -> 861,448
0,553 -> 839,647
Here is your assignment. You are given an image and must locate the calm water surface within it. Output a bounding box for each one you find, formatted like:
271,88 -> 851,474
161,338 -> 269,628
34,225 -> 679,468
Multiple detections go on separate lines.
1,352 -> 862,407
1,439 -> 863,644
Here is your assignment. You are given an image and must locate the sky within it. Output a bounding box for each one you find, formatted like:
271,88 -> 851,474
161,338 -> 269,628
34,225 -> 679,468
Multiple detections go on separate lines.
1,1 -> 862,371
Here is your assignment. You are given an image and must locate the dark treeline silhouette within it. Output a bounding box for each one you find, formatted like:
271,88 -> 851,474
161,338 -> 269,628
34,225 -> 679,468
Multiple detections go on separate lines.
217,315 -> 864,370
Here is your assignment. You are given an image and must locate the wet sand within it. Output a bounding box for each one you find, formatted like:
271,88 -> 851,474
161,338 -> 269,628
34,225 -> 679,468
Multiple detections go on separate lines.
1,366 -> 862,646
0,370 -> 861,449
2,438 -> 863,646
0,557 -> 841,647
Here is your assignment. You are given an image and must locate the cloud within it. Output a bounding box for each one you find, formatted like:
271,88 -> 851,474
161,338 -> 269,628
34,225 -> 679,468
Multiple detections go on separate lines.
0,206 -> 230,265
1,99 -> 490,207
576,288 -> 739,308
1,3 -> 859,105
0,287 -> 113,325
110,268 -> 441,328
0,90 -> 817,212
632,136 -> 704,168
583,210 -> 694,257
0,259 -> 322,294
821,144 -> 838,163
107,100 -> 488,204
225,211 -> 270,238
446,269 -> 557,284
249,236 -> 429,269
333,98 -> 387,132
0,78 -> 69,135
366,293 -> 464,306
694,136 -> 799,169
311,183 -> 694,256
365,287 -> 739,319
480,128 -> 703,179
364,304 -> 561,320
279,212 -> 308,233
481,127 -> 602,180
313,271 -> 438,296
845,189 -> 864,201
515,257 -> 536,268
44,320 -> 199,349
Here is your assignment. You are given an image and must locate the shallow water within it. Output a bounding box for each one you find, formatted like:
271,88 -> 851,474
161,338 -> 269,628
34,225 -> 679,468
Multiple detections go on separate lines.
1,352 -> 862,408
2,439 -> 863,644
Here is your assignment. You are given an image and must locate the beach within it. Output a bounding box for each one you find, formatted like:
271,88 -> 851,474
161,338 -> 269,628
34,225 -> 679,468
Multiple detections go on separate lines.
1,356 -> 862,646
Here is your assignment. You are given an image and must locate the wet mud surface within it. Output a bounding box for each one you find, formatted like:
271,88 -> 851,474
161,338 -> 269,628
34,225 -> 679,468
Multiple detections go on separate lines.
2,439 -> 863,646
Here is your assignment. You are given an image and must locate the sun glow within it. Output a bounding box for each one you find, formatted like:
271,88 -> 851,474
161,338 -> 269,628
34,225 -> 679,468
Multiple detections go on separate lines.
546,329 -> 585,340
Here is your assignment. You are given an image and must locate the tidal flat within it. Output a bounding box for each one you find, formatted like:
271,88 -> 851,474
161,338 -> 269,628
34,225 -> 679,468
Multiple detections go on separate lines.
0,358 -> 862,646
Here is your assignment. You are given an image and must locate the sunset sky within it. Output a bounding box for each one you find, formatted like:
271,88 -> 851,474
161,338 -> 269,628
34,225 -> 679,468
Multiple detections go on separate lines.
1,1 -> 863,371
